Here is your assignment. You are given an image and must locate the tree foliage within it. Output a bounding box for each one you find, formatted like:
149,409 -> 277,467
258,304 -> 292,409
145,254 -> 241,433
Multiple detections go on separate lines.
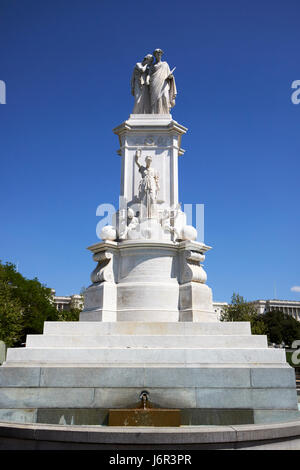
220,293 -> 267,335
0,277 -> 24,347
57,308 -> 81,322
262,310 -> 300,346
220,293 -> 257,321
0,261 -> 73,347
221,292 -> 300,346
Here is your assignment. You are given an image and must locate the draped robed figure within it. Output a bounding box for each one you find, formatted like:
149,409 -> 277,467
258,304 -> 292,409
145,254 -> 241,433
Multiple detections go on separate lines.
131,54 -> 153,114
149,49 -> 177,114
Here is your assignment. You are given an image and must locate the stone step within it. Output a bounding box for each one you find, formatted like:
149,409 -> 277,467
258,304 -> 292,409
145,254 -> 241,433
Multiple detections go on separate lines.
5,347 -> 286,365
0,386 -> 298,411
25,334 -> 267,349
42,321 -> 252,336
0,365 -> 295,388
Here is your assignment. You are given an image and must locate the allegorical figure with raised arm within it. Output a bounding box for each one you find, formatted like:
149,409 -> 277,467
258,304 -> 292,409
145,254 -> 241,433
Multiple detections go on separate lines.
135,150 -> 160,219
149,48 -> 177,114
131,54 -> 153,114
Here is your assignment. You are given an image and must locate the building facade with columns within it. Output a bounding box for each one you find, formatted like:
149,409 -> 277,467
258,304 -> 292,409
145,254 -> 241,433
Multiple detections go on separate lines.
250,299 -> 300,321
212,302 -> 228,318
212,299 -> 300,321
51,289 -> 83,312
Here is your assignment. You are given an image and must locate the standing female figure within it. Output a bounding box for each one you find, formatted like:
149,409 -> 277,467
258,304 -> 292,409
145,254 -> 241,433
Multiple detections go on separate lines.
131,54 -> 153,114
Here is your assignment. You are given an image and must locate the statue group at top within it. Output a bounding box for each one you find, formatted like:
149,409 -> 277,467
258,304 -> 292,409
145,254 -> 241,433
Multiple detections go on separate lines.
100,48 -> 198,244
131,49 -> 177,114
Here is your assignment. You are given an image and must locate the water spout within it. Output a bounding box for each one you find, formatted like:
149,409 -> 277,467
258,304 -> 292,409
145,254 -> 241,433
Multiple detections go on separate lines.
139,390 -> 150,409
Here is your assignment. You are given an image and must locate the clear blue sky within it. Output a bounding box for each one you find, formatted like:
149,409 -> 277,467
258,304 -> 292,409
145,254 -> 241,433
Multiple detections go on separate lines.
0,0 -> 299,302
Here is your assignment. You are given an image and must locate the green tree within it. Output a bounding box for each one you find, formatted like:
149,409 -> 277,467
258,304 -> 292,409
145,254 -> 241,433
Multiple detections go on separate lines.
263,310 -> 300,346
57,308 -> 81,322
0,261 -> 59,346
220,293 -> 267,335
0,279 -> 24,347
221,293 -> 300,346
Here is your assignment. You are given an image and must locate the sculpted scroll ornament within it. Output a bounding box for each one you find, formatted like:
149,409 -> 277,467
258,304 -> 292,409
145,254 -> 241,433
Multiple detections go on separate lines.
91,252 -> 114,284
181,250 -> 207,284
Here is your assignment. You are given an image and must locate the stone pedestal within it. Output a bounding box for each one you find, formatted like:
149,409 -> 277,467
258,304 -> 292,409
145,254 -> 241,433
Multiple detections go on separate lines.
80,240 -> 216,323
81,114 -> 215,323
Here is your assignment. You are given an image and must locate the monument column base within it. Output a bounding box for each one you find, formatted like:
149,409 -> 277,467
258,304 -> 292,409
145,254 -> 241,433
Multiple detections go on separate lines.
80,240 -> 216,323
81,283 -> 117,322
179,283 -> 217,322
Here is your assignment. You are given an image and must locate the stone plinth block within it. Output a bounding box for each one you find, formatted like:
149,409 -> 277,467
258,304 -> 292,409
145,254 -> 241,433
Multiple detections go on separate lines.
42,320 -> 252,336
80,240 -> 216,323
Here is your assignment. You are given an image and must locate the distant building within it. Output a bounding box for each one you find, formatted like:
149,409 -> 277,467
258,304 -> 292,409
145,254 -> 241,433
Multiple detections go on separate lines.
213,299 -> 300,321
213,302 -> 228,319
51,289 -> 83,312
250,299 -> 300,321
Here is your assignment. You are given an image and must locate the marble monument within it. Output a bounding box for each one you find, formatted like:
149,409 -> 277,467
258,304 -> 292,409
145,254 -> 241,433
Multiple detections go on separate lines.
0,50 -> 298,427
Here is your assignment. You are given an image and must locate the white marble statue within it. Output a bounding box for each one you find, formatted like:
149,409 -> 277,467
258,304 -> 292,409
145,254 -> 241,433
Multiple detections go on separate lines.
149,49 -> 177,114
100,225 -> 117,241
131,54 -> 153,114
135,150 -> 159,219
124,207 -> 140,240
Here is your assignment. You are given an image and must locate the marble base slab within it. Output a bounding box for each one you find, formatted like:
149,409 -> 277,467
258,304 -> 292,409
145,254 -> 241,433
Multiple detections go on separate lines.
0,321 -> 298,425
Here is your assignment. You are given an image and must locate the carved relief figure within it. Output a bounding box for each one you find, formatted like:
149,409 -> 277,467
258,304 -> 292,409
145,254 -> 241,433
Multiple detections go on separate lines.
135,150 -> 159,219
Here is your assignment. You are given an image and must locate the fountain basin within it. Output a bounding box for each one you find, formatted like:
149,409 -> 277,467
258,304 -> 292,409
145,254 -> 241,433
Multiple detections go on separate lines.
108,408 -> 181,427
